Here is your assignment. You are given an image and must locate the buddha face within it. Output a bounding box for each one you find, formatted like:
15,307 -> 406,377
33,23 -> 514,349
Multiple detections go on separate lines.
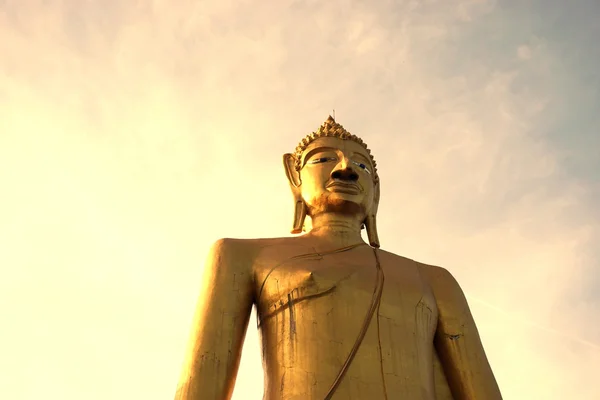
298,137 -> 377,219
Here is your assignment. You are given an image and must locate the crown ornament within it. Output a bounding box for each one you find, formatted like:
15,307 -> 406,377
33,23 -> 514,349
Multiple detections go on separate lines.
293,115 -> 379,182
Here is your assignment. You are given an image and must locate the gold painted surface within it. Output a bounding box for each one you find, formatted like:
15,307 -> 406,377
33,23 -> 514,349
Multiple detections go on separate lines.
175,117 -> 502,399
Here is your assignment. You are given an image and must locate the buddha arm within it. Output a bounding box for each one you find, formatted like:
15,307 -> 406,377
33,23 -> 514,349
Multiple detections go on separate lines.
175,239 -> 255,400
422,265 -> 502,400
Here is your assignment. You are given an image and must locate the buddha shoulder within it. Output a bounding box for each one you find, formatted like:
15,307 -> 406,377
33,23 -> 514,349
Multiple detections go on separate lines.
375,249 -> 462,301
414,262 -> 462,293
413,261 -> 469,319
205,237 -> 296,270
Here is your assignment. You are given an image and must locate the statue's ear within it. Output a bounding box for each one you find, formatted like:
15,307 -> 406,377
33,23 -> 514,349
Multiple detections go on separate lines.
283,153 -> 302,188
283,153 -> 306,234
365,179 -> 381,248
373,180 -> 380,213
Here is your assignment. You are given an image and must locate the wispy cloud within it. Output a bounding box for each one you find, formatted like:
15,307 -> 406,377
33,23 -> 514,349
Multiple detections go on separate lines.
1,1 -> 598,399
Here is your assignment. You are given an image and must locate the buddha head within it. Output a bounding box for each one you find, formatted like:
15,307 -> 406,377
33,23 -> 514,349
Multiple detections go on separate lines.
283,116 -> 380,247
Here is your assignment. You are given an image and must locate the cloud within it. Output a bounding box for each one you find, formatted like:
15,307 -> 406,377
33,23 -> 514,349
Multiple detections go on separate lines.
517,45 -> 532,60
1,0 -> 598,399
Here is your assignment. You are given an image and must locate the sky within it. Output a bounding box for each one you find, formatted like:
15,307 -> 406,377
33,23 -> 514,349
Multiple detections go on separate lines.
1,0 -> 599,399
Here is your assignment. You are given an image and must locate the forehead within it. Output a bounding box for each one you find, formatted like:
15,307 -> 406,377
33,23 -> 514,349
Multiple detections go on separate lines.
302,137 -> 370,159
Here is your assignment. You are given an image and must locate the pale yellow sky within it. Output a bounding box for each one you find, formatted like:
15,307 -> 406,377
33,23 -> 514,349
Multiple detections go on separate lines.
1,1 -> 599,399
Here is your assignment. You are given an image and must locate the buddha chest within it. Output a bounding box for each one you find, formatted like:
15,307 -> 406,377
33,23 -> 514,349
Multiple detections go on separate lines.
253,244 -> 439,399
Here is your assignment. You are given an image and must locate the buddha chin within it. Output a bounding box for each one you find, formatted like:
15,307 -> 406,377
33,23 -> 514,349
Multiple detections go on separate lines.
309,192 -> 366,217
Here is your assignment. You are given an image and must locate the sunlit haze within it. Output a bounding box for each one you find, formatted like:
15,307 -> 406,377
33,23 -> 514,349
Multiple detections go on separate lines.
1,1 -> 599,399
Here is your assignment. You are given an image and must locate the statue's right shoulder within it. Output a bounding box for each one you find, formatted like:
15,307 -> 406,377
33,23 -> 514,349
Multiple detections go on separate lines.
207,237 -> 261,259
210,236 -> 293,250
207,236 -> 296,268
212,236 -> 303,249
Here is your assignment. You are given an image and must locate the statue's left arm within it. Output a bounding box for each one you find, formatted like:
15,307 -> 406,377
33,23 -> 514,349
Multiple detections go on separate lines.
421,265 -> 503,400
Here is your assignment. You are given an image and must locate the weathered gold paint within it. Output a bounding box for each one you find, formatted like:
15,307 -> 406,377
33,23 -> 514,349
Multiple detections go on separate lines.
175,117 -> 502,399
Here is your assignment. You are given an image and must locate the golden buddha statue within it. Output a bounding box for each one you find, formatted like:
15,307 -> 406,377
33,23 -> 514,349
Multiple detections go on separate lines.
175,116 -> 502,399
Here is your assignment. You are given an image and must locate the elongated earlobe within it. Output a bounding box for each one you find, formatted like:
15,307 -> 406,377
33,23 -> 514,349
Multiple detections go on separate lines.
365,180 -> 381,247
291,199 -> 307,234
365,214 -> 380,248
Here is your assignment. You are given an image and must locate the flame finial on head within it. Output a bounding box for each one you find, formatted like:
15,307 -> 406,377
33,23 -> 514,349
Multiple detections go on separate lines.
293,116 -> 379,182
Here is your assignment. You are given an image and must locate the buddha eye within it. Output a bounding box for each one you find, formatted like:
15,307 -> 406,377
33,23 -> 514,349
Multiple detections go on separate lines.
351,160 -> 371,174
308,156 -> 336,164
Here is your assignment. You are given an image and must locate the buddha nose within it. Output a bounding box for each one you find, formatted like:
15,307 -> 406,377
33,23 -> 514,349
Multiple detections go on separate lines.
331,167 -> 359,182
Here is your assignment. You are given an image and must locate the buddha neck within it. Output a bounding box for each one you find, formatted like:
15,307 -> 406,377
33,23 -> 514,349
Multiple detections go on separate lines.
307,214 -> 366,247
